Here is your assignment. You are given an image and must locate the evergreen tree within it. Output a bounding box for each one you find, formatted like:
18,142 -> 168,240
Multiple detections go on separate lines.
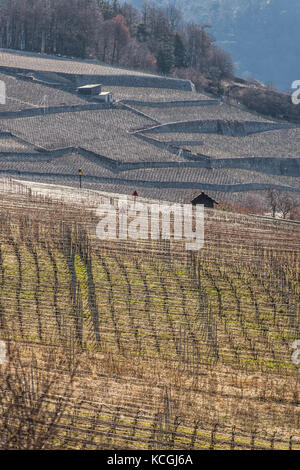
112,0 -> 120,15
98,0 -> 115,20
136,23 -> 149,42
156,36 -> 175,74
174,33 -> 186,68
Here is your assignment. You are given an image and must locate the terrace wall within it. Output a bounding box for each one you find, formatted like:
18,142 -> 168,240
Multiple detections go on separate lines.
0,168 -> 299,194
121,99 -> 219,107
212,157 -> 300,176
0,66 -> 193,91
0,103 -> 110,119
141,120 -> 296,136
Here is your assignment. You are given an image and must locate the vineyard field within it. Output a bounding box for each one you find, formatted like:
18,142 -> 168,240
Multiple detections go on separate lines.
0,179 -> 300,450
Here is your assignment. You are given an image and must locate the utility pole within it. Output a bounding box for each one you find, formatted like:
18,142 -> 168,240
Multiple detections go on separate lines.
78,169 -> 83,189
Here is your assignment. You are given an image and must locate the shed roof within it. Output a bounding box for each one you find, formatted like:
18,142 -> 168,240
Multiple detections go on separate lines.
77,83 -> 102,89
190,191 -> 219,204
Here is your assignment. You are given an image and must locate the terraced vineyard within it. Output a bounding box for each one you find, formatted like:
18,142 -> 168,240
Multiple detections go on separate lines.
0,49 -> 299,207
197,129 -> 300,159
0,71 -> 88,113
110,86 -> 209,102
132,102 -> 273,124
0,179 -> 300,450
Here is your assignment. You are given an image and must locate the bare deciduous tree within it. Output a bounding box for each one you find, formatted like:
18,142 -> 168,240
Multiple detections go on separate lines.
266,190 -> 298,219
277,192 -> 297,219
266,189 -> 280,218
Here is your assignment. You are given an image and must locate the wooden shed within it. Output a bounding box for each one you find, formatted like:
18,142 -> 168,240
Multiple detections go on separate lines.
96,91 -> 114,104
77,84 -> 102,96
190,192 -> 219,208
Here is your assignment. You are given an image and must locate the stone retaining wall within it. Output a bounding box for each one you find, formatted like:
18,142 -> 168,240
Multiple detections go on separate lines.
141,119 -> 295,136
0,168 -> 299,194
121,99 -> 219,107
0,66 -> 193,91
0,103 -> 110,119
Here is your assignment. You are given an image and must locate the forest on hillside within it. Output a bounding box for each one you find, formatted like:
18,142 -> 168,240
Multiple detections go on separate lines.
0,0 -> 234,87
128,0 -> 300,92
0,0 -> 299,123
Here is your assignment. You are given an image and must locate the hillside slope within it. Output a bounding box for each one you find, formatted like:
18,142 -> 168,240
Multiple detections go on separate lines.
0,49 -> 299,212
0,179 -> 300,449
